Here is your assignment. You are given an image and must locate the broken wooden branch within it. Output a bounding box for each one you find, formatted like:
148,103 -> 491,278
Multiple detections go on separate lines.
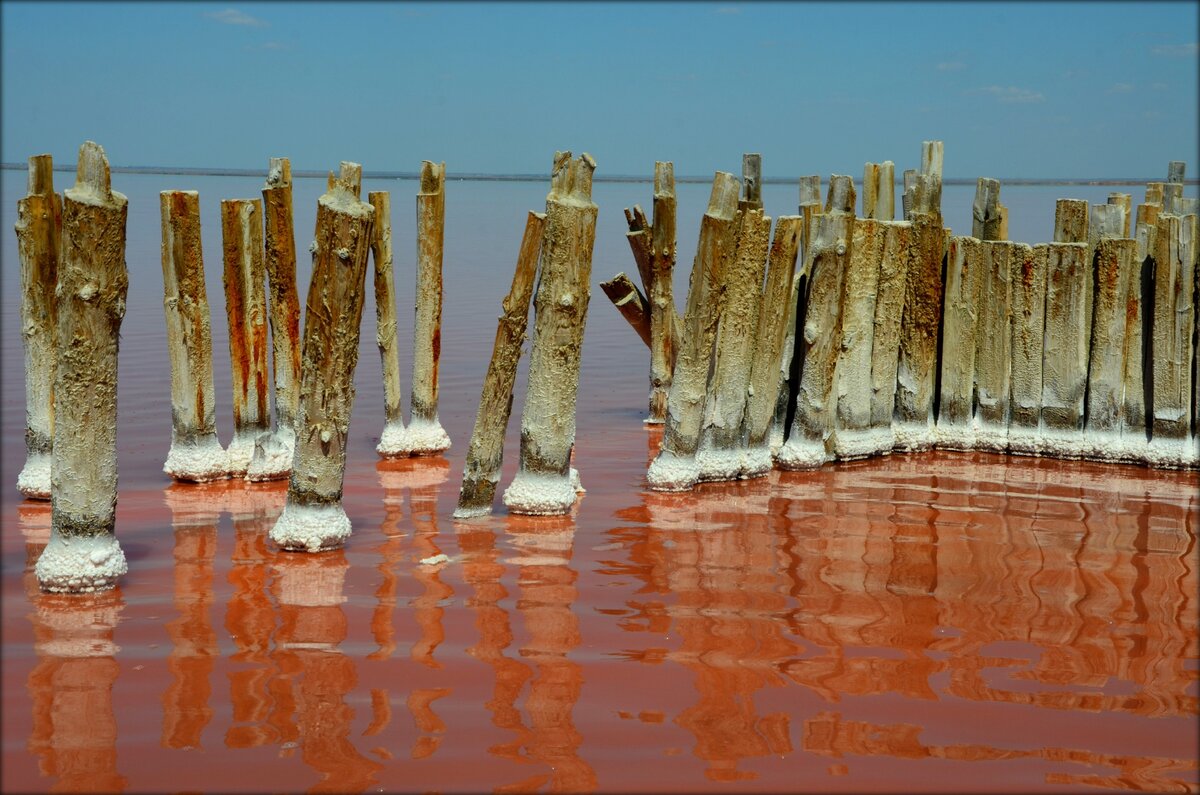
623,204 -> 655,300
599,273 -> 651,347
369,190 -> 407,455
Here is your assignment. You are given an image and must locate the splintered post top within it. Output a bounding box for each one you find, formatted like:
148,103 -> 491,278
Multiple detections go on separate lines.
419,160 -> 445,195
654,161 -> 675,198
27,154 -> 54,197
799,175 -> 821,208
706,171 -> 740,220
266,157 -> 292,189
826,174 -> 855,215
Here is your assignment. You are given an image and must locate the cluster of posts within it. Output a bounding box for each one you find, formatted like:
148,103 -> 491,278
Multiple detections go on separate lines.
601,146 -> 1197,492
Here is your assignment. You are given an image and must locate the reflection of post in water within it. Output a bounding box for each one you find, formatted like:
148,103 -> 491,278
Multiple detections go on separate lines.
368,460 -> 412,660
403,458 -> 451,670
505,515 -> 597,792
19,501 -> 52,570
161,483 -> 224,749
26,587 -> 126,792
223,485 -> 286,749
272,551 -> 381,792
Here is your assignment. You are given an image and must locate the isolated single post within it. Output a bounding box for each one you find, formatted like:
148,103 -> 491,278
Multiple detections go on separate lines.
697,208 -> 772,482
15,155 -> 60,499
599,273 -> 652,347
1108,193 -> 1132,238
401,160 -> 452,456
1008,243 -> 1046,455
935,236 -> 985,450
454,211 -> 546,518
1039,242 -> 1091,457
160,190 -> 229,482
270,163 -> 375,551
1085,237 -> 1137,460
777,175 -> 855,469
892,206 -> 945,451
973,241 -> 1014,451
35,141 -> 129,592
742,217 -> 803,476
503,152 -> 598,514
249,157 -> 302,481
1149,213 -> 1197,467
647,172 -> 740,491
867,220 -> 914,454
647,161 -> 678,423
369,190 -> 407,455
972,178 -> 1004,240
221,198 -> 270,476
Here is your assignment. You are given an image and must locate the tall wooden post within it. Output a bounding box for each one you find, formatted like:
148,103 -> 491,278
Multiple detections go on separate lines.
221,198 -> 270,476
249,157 -> 302,481
1108,192 -> 1132,238
973,241 -> 1014,451
1149,213 -> 1196,467
833,217 -> 887,458
647,172 -> 739,491
867,220 -> 914,454
454,211 -> 546,518
863,161 -> 895,221
647,162 -> 677,423
935,236 -> 984,450
1008,243 -> 1046,455
369,190 -> 407,455
160,190 -> 229,482
35,141 -> 129,593
1039,242 -> 1091,457
1121,220 -> 1157,461
503,152 -> 598,514
15,154 -> 60,499
972,178 -> 1004,240
892,206 -> 945,451
270,163 -> 375,551
1085,237 -> 1138,460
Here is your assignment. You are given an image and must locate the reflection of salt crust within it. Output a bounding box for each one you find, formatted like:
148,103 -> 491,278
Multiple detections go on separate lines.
225,430 -> 260,476
739,444 -> 773,479
503,471 -> 577,515
35,532 -> 127,593
246,428 -> 294,482
646,450 -> 700,492
164,434 -> 230,482
774,438 -> 828,470
972,421 -> 1009,453
834,427 -> 893,460
269,501 -> 352,552
696,443 -> 742,483
17,452 -> 51,499
399,417 -> 451,456
892,422 -> 934,452
933,422 -> 976,453
375,420 -> 407,456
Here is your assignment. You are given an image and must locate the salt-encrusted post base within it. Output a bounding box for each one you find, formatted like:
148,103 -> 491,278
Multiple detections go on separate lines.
164,433 -> 230,482
18,454 -> 52,500
246,427 -> 294,482
739,444 -> 773,479
1037,427 -> 1087,460
833,427 -> 896,460
398,418 -> 453,457
376,421 -> 407,457
35,529 -> 127,594
269,500 -> 352,552
774,437 -> 830,470
972,421 -> 1008,454
1006,428 -> 1041,457
646,449 -> 702,492
1147,438 -> 1198,470
225,430 -> 260,477
695,442 -> 744,484
503,471 -> 581,515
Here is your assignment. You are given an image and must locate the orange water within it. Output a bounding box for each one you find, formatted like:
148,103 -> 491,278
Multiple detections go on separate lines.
1,172 -> 1197,793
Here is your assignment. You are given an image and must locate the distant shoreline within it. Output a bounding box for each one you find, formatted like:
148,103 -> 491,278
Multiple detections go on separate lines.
1,162 -> 1196,187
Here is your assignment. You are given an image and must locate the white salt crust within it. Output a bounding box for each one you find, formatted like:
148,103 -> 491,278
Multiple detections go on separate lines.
35,532 -> 127,593
972,421 -> 1009,453
933,422 -> 977,453
696,444 -> 743,483
375,420 -> 408,457
835,427 -> 895,460
164,434 -> 231,482
503,470 -> 578,515
570,467 -> 585,493
17,452 -> 51,499
383,417 -> 452,457
1036,427 -> 1088,460
1146,438 -> 1199,470
774,438 -> 829,470
269,501 -> 352,552
739,445 -> 774,479
892,422 -> 935,452
246,428 -> 294,482
767,423 -> 785,456
646,450 -> 701,492
1006,427 -> 1041,457
224,430 -> 260,476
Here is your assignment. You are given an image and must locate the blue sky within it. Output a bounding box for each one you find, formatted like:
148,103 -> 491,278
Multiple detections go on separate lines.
2,1 -> 1197,179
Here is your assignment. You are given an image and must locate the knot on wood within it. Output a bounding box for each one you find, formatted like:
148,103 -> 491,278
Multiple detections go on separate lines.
78,283 -> 99,301
335,247 -> 351,260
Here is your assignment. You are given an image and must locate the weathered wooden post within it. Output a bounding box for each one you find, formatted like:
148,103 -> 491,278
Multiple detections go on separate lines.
270,163 -> 375,552
503,152 -> 598,514
777,175 -> 855,469
397,160 -> 452,456
599,273 -> 651,346
1039,242 -> 1091,457
742,216 -> 803,476
1007,243 -> 1045,455
35,142 -> 129,592
973,240 -> 1014,451
1054,199 -> 1089,245
867,220 -> 914,455
220,198 -> 271,476
1145,182 -> 1166,208
833,217 -> 886,458
935,236 -> 984,450
1149,212 -> 1197,467
920,140 -> 944,226
453,211 -> 546,519
647,172 -> 739,490
368,190 -> 407,455
1121,219 -> 1157,461
249,157 -> 302,481
648,162 -> 677,423
901,169 -> 917,221
622,204 -> 655,304
1084,236 -> 1138,460
160,190 -> 229,482
862,161 -> 895,221
16,155 -> 60,499
972,178 -> 1004,240
1108,192 -> 1132,238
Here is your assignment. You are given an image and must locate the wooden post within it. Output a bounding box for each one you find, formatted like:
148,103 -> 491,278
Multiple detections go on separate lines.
1145,182 -> 1165,207
35,141 -> 129,592
1089,203 -> 1125,252
15,155 -> 60,499
935,236 -> 984,450
503,152 -> 598,514
742,216 -> 802,476
623,205 -> 655,301
972,178 -> 1004,240
249,157 -> 302,481
973,240 -> 1014,451
270,163 -> 375,551
1084,237 -> 1138,460
1167,161 -> 1186,184
742,153 -> 762,208
1121,220 -> 1156,461
1008,243 -> 1045,455
599,274 -> 651,347
867,220 -> 914,454
647,162 -> 677,423
1149,213 -> 1196,467
160,190 -> 229,482
892,208 -> 945,451
696,208 -> 771,482
369,190 -> 407,455
1108,192 -> 1132,238
833,217 -> 887,458
1039,242 -> 1091,457
220,198 -> 270,476
1054,199 -> 1089,244
454,212 -> 546,518
1162,183 -> 1183,215
398,160 -> 452,456
862,161 -> 895,221
647,172 -> 739,491
862,162 -> 880,220
901,169 -> 917,221
919,140 -> 944,225
777,175 -> 855,469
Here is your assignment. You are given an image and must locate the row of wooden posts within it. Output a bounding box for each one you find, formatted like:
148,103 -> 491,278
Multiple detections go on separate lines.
602,146 -> 1197,492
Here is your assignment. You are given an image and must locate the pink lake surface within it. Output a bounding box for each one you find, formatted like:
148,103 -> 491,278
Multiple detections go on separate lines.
1,168 -> 1197,793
